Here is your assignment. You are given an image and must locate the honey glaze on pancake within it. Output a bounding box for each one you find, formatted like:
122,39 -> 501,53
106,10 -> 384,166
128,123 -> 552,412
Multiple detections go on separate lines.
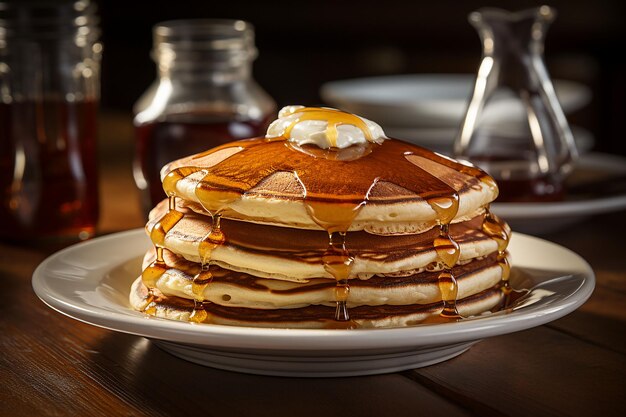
144,107 -> 504,325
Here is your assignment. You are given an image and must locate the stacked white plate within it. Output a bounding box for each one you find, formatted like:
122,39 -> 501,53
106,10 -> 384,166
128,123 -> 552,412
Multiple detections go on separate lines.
320,74 -> 593,154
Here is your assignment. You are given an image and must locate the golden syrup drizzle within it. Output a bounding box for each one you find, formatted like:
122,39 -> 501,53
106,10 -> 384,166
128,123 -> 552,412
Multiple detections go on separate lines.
304,175 -> 377,322
141,246 -> 167,289
161,169 -> 186,196
482,206 -> 512,292
142,196 -> 184,311
189,300 -> 208,323
199,213 -> 226,262
281,107 -> 374,148
191,265 -> 212,300
434,225 -> 461,269
499,255 -> 511,282
480,175 -> 499,199
438,271 -> 459,317
148,196 -> 184,247
191,214 -> 226,300
190,166 -> 231,319
482,207 -> 509,252
305,200 -> 367,235
432,202 -> 462,319
322,231 -> 354,321
143,292 -> 157,315
428,196 -> 460,226
142,196 -> 184,317
156,108 -> 496,325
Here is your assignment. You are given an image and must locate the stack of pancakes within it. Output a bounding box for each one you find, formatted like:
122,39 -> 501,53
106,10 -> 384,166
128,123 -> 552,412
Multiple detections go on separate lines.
130,108 -> 511,329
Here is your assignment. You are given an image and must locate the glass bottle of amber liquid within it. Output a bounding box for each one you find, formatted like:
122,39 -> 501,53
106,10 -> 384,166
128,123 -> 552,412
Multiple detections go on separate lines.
0,0 -> 101,243
133,19 -> 276,214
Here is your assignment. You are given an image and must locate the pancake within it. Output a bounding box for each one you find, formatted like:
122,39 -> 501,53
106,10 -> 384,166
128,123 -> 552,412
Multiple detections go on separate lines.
161,138 -> 498,233
137,248 -> 505,309
130,277 -> 504,329
147,198 -> 504,281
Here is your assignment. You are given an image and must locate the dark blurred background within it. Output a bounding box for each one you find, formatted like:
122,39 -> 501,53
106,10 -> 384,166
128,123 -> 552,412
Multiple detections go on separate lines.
99,0 -> 626,155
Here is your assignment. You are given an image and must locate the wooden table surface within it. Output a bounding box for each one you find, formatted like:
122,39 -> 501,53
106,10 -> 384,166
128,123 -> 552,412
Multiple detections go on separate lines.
1,113 -> 625,417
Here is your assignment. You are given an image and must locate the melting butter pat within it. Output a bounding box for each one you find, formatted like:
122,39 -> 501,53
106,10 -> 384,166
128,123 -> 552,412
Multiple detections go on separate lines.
266,105 -> 387,149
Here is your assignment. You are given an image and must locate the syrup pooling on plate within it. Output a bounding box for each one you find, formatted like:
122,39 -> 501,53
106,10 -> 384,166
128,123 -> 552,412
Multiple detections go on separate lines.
142,107 -> 500,325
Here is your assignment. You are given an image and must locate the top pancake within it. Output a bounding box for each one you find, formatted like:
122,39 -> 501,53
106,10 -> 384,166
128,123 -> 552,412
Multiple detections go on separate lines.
160,137 -> 498,232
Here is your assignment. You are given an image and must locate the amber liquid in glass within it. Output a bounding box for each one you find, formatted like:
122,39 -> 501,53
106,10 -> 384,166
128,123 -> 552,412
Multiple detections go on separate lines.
134,112 -> 272,210
0,100 -> 99,242
465,134 -> 565,202
470,156 -> 565,202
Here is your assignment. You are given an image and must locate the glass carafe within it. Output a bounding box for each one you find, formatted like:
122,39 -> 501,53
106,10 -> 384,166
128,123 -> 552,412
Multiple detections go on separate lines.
454,6 -> 577,202
133,19 -> 276,214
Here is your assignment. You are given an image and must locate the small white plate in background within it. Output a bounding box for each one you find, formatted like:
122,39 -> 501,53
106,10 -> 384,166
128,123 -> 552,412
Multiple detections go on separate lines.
321,74 -> 592,128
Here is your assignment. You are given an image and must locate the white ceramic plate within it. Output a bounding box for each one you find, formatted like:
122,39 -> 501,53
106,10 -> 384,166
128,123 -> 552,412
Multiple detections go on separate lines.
491,153 -> 626,234
33,230 -> 594,377
321,74 -> 592,128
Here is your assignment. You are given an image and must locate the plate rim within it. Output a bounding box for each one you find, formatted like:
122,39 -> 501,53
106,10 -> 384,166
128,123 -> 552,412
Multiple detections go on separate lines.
32,229 -> 595,353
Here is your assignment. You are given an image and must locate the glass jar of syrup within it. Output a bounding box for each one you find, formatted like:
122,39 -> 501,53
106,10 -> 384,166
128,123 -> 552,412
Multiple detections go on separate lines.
0,0 -> 101,243
454,6 -> 578,202
133,19 -> 276,214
